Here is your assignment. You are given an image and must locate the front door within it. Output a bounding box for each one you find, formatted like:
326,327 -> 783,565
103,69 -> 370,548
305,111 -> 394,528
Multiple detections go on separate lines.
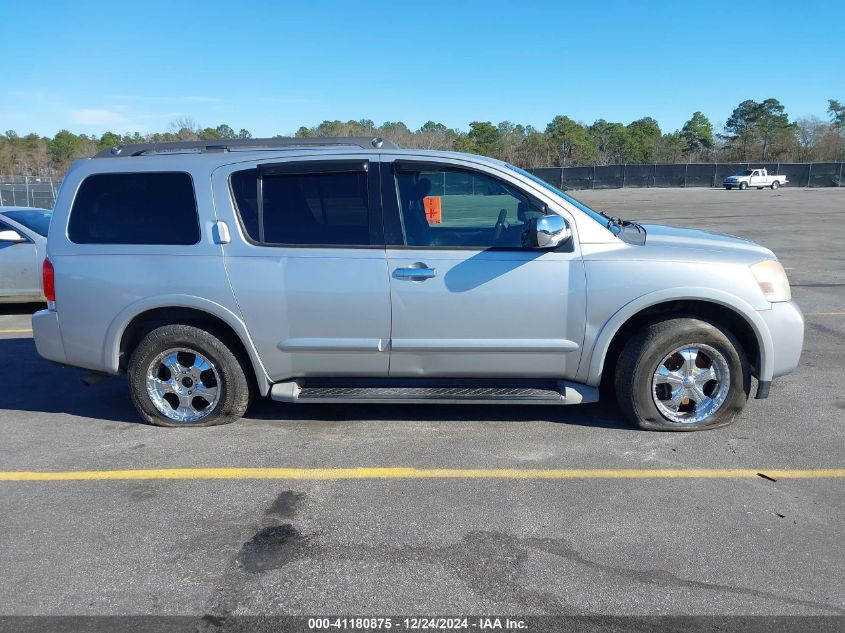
381,160 -> 586,379
216,158 -> 391,381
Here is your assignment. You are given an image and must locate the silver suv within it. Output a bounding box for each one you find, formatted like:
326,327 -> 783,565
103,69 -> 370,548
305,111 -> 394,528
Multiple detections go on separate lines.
32,137 -> 804,430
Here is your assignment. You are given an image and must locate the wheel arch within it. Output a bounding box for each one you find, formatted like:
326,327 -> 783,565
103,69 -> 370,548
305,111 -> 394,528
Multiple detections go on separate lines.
583,289 -> 774,388
105,296 -> 272,395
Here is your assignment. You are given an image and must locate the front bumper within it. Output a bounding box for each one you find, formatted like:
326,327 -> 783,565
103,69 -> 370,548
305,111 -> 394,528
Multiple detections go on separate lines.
32,309 -> 66,364
758,301 -> 805,380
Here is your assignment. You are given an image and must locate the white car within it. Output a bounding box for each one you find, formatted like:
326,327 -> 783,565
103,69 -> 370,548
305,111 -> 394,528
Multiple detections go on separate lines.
723,168 -> 788,190
0,207 -> 51,302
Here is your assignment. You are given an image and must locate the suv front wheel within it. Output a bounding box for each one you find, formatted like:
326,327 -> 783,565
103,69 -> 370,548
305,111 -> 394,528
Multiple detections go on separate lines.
615,318 -> 750,431
128,324 -> 252,427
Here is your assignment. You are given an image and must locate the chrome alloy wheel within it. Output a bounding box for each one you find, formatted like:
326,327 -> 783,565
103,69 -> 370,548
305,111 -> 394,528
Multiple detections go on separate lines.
145,348 -> 221,423
651,344 -> 730,425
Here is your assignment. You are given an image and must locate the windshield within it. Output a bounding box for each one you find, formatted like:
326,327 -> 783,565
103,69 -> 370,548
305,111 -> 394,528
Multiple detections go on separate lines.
2,209 -> 52,236
736,170 -> 753,176
504,164 -> 611,228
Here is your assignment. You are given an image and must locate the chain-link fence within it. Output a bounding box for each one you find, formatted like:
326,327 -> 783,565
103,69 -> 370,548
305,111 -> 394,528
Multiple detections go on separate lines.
0,176 -> 62,209
1,162 -> 843,210
529,162 -> 845,191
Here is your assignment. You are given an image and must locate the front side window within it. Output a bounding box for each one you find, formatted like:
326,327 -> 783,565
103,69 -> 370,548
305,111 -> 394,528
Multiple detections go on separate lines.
505,163 -> 610,228
394,166 -> 544,248
69,172 -> 199,245
230,167 -> 372,246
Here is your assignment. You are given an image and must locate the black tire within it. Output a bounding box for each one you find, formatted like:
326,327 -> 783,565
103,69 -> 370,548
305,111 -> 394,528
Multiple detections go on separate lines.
614,318 -> 750,431
771,180 -> 780,190
739,182 -> 748,190
128,324 -> 252,427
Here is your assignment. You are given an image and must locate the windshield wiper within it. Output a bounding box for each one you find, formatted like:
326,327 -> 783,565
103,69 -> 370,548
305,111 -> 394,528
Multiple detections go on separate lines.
599,210 -> 644,231
598,210 -> 646,244
598,210 -> 624,229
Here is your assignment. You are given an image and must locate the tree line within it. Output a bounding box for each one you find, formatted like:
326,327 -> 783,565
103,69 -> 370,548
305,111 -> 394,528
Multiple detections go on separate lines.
2,98 -> 843,177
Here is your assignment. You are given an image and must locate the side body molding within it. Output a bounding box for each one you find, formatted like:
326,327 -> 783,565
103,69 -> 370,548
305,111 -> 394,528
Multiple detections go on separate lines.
579,287 -> 775,386
389,339 -> 579,353
102,294 -> 273,395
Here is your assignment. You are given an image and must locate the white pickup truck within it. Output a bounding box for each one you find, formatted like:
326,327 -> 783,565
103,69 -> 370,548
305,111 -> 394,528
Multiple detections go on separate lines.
723,168 -> 788,190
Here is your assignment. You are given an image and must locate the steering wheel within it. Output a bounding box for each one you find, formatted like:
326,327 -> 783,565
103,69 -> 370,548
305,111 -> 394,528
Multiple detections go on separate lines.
492,209 -> 508,243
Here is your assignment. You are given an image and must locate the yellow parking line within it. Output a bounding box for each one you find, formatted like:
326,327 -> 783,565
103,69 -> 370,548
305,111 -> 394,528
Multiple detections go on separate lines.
0,328 -> 32,333
0,467 -> 842,482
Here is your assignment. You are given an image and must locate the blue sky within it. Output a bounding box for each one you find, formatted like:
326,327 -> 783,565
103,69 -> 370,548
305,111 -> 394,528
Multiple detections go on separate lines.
2,0 -> 843,137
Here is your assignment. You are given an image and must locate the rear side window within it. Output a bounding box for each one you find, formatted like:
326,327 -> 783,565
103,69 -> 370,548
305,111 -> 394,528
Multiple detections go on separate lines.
69,172 -> 199,245
230,166 -> 372,246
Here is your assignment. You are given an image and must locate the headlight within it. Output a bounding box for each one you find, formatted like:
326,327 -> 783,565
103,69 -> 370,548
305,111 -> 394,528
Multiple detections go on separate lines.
750,259 -> 791,302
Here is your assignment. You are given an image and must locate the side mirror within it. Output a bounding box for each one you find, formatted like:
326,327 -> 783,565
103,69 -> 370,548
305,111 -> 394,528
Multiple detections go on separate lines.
0,229 -> 26,243
528,215 -> 570,249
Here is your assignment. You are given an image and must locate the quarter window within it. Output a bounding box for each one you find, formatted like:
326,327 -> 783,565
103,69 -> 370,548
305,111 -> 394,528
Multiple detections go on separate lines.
68,172 -> 199,245
394,166 -> 544,248
230,166 -> 372,246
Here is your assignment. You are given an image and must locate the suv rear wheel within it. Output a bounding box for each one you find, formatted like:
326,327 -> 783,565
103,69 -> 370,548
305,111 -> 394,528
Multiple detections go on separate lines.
128,324 -> 252,427
614,318 -> 750,431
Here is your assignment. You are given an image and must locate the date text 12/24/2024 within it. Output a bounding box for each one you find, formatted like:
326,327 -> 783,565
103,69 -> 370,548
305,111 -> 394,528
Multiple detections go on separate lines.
308,617 -> 528,630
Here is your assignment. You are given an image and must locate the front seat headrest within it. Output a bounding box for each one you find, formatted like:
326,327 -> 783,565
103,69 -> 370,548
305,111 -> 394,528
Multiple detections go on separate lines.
416,177 -> 432,198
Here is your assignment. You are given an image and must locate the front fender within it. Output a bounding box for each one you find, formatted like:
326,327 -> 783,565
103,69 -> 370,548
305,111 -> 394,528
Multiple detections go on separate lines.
578,287 -> 775,386
102,294 -> 272,395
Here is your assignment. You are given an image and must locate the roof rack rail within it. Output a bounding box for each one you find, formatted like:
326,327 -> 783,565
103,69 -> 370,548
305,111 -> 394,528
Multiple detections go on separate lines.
94,136 -> 399,158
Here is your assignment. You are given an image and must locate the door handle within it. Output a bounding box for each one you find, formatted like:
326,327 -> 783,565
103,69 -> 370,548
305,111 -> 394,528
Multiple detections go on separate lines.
212,220 -> 231,244
393,263 -> 437,280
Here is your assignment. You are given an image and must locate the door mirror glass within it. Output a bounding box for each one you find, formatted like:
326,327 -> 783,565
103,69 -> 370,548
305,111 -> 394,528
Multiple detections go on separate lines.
0,229 -> 26,243
528,215 -> 570,249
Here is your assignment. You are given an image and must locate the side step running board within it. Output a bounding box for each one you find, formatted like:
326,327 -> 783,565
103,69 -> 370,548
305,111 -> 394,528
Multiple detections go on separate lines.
270,379 -> 598,405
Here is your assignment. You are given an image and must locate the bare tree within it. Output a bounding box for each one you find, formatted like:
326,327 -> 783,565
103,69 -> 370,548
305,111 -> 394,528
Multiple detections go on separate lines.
793,116 -> 829,162
169,117 -> 200,141
413,121 -> 457,150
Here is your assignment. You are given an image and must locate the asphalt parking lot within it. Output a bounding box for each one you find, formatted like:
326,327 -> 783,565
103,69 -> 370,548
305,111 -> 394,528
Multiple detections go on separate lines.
0,187 -> 843,622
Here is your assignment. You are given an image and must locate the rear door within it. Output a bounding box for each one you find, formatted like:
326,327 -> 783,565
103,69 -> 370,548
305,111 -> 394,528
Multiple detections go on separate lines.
214,157 -> 391,381
381,158 -> 586,379
0,218 -> 40,299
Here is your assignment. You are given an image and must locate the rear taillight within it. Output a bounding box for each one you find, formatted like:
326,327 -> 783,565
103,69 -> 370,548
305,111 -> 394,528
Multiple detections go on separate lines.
42,258 -> 55,303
